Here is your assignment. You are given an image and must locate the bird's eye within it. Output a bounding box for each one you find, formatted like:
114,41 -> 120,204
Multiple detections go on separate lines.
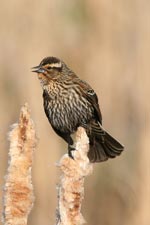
87,89 -> 95,95
47,66 -> 51,70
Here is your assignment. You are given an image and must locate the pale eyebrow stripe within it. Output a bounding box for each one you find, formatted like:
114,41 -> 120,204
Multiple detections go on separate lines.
48,62 -> 62,68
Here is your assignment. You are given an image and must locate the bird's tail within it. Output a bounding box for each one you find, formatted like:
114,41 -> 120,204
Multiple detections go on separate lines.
87,123 -> 124,163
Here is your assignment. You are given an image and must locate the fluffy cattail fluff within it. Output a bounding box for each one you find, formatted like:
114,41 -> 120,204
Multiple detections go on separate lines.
2,103 -> 36,225
56,127 -> 93,225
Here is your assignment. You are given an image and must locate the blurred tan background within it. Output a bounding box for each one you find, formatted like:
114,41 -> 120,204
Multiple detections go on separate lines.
0,1 -> 149,225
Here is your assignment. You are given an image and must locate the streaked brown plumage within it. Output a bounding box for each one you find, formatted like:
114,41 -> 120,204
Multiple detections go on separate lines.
32,56 -> 124,162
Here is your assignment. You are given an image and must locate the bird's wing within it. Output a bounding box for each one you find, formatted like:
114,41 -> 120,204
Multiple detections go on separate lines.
74,78 -> 102,124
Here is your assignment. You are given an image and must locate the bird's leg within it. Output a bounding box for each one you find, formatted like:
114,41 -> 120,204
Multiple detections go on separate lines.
60,135 -> 75,159
53,129 -> 75,159
67,133 -> 76,159
68,144 -> 76,159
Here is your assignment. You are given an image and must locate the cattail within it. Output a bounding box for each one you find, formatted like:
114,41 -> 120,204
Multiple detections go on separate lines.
3,103 -> 36,225
56,127 -> 93,225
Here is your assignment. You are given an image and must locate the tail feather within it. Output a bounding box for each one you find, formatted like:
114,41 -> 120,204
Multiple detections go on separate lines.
87,124 -> 124,163
88,141 -> 108,163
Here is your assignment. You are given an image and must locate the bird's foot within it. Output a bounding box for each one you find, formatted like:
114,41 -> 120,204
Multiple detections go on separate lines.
68,144 -> 76,160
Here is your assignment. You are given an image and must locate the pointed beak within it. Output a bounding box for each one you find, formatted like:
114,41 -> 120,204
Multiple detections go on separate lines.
31,66 -> 45,73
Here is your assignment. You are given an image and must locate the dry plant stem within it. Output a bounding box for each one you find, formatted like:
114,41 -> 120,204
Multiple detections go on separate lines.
56,127 -> 93,225
3,103 -> 36,225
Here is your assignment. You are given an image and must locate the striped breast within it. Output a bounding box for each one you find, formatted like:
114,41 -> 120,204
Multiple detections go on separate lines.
43,81 -> 94,133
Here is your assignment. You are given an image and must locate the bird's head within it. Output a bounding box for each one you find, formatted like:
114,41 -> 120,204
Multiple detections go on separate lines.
32,57 -> 65,85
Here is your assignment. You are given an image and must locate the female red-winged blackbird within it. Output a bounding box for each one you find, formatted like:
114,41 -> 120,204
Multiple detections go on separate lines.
32,56 -> 124,162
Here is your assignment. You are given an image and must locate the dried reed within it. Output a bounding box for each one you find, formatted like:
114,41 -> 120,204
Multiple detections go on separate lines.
2,103 -> 36,225
56,127 -> 93,225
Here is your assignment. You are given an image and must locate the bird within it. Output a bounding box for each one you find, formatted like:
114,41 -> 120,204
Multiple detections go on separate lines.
32,56 -> 124,163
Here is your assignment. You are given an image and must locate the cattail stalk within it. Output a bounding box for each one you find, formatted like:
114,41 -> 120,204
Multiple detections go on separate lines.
3,103 -> 36,225
56,127 -> 93,225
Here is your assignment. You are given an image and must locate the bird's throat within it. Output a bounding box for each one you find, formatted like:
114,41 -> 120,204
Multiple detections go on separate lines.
37,73 -> 50,86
